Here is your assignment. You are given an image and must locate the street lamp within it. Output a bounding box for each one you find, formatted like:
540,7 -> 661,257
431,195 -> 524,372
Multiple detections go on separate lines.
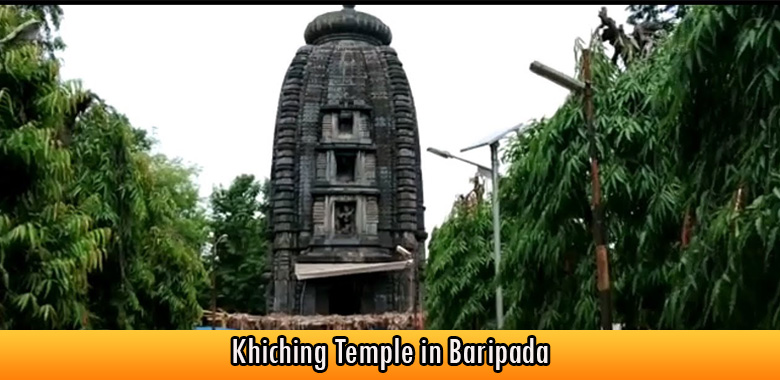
427,121 -> 533,330
529,61 -> 586,92
530,50 -> 614,330
426,148 -> 493,178
211,233 -> 228,330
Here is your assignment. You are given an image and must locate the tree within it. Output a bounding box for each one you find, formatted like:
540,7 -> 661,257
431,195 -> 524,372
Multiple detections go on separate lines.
15,4 -> 65,54
70,103 -> 209,329
499,39 -> 679,329
427,4 -> 780,330
207,174 -> 270,315
657,4 -> 780,328
426,199 -> 495,329
598,5 -> 690,68
0,4 -> 210,329
0,5 -> 108,328
626,5 -> 689,31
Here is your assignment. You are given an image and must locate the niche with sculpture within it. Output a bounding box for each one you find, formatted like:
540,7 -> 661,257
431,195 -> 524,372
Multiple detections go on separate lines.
312,195 -> 379,239
334,201 -> 357,236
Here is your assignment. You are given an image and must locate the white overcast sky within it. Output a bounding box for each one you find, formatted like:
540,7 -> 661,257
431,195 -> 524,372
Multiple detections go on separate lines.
57,4 -> 629,242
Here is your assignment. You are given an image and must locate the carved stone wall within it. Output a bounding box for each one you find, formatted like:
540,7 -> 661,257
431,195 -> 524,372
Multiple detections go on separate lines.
268,6 -> 427,315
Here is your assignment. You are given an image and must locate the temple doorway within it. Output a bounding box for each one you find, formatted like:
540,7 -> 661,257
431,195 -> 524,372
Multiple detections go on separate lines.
328,276 -> 363,315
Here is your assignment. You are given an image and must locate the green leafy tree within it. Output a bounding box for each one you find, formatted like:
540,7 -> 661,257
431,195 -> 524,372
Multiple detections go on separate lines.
207,174 -> 269,315
135,154 -> 209,329
427,4 -> 780,330
72,103 -> 207,329
658,4 -> 780,328
426,200 -> 495,329
0,5 -> 108,328
626,5 -> 689,31
15,4 -> 65,54
0,4 -> 221,329
70,104 -> 209,329
500,39 -> 679,329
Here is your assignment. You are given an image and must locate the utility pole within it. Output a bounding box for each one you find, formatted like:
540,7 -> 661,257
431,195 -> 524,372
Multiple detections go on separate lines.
582,49 -> 613,330
530,49 -> 614,330
211,254 -> 217,330
211,234 -> 228,330
413,248 -> 420,330
489,142 -> 503,330
429,121 -> 535,330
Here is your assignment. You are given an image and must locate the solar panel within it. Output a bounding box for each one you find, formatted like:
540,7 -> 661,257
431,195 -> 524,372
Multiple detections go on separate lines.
460,120 -> 535,152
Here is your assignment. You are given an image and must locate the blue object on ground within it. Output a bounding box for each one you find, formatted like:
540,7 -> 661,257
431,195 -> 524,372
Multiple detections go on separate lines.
194,326 -> 235,330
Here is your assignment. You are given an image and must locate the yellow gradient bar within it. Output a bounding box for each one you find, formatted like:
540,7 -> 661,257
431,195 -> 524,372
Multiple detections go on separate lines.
1,331 -> 777,379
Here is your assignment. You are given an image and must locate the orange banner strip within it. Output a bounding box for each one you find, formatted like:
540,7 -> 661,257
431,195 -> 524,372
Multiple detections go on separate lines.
1,331 -> 776,379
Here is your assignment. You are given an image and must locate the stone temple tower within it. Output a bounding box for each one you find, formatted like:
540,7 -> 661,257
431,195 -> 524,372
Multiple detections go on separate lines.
267,5 -> 427,316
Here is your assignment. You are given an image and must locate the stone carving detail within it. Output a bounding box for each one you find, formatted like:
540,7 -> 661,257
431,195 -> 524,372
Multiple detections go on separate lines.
268,5 -> 426,315
335,201 -> 356,235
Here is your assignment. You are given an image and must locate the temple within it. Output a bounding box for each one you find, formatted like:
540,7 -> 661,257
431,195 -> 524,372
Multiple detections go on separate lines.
267,5 -> 427,316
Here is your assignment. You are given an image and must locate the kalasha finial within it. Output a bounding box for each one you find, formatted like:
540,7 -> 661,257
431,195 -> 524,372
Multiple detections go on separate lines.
343,4 -> 355,9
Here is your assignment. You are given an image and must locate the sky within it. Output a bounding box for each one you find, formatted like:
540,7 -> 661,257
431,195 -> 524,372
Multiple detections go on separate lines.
56,4 -> 630,245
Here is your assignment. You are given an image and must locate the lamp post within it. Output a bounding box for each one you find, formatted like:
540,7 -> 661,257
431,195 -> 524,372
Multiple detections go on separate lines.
530,49 -> 614,330
426,148 -> 493,178
211,233 -> 228,330
396,245 -> 421,329
427,121 -> 533,330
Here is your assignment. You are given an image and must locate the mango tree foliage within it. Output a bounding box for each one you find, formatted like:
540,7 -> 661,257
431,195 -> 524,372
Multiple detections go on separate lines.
0,4 -> 209,329
0,5 -> 108,328
71,105 -> 209,329
626,5 -> 689,31
659,4 -> 780,329
206,174 -> 269,315
425,200 -> 495,329
15,4 -> 64,54
501,38 -> 681,329
426,4 -> 780,329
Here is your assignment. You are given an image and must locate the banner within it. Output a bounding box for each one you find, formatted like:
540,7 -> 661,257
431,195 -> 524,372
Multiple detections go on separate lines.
1,331 -> 777,379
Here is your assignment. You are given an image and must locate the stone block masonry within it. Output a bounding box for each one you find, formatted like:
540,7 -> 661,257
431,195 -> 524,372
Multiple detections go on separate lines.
267,5 -> 426,316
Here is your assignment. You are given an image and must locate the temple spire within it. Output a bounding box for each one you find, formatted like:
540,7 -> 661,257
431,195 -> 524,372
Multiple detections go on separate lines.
269,5 -> 424,316
304,3 -> 392,45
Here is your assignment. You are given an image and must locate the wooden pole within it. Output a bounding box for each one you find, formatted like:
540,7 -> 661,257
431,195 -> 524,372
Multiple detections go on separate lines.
412,253 -> 419,329
211,249 -> 217,330
582,48 -> 613,330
